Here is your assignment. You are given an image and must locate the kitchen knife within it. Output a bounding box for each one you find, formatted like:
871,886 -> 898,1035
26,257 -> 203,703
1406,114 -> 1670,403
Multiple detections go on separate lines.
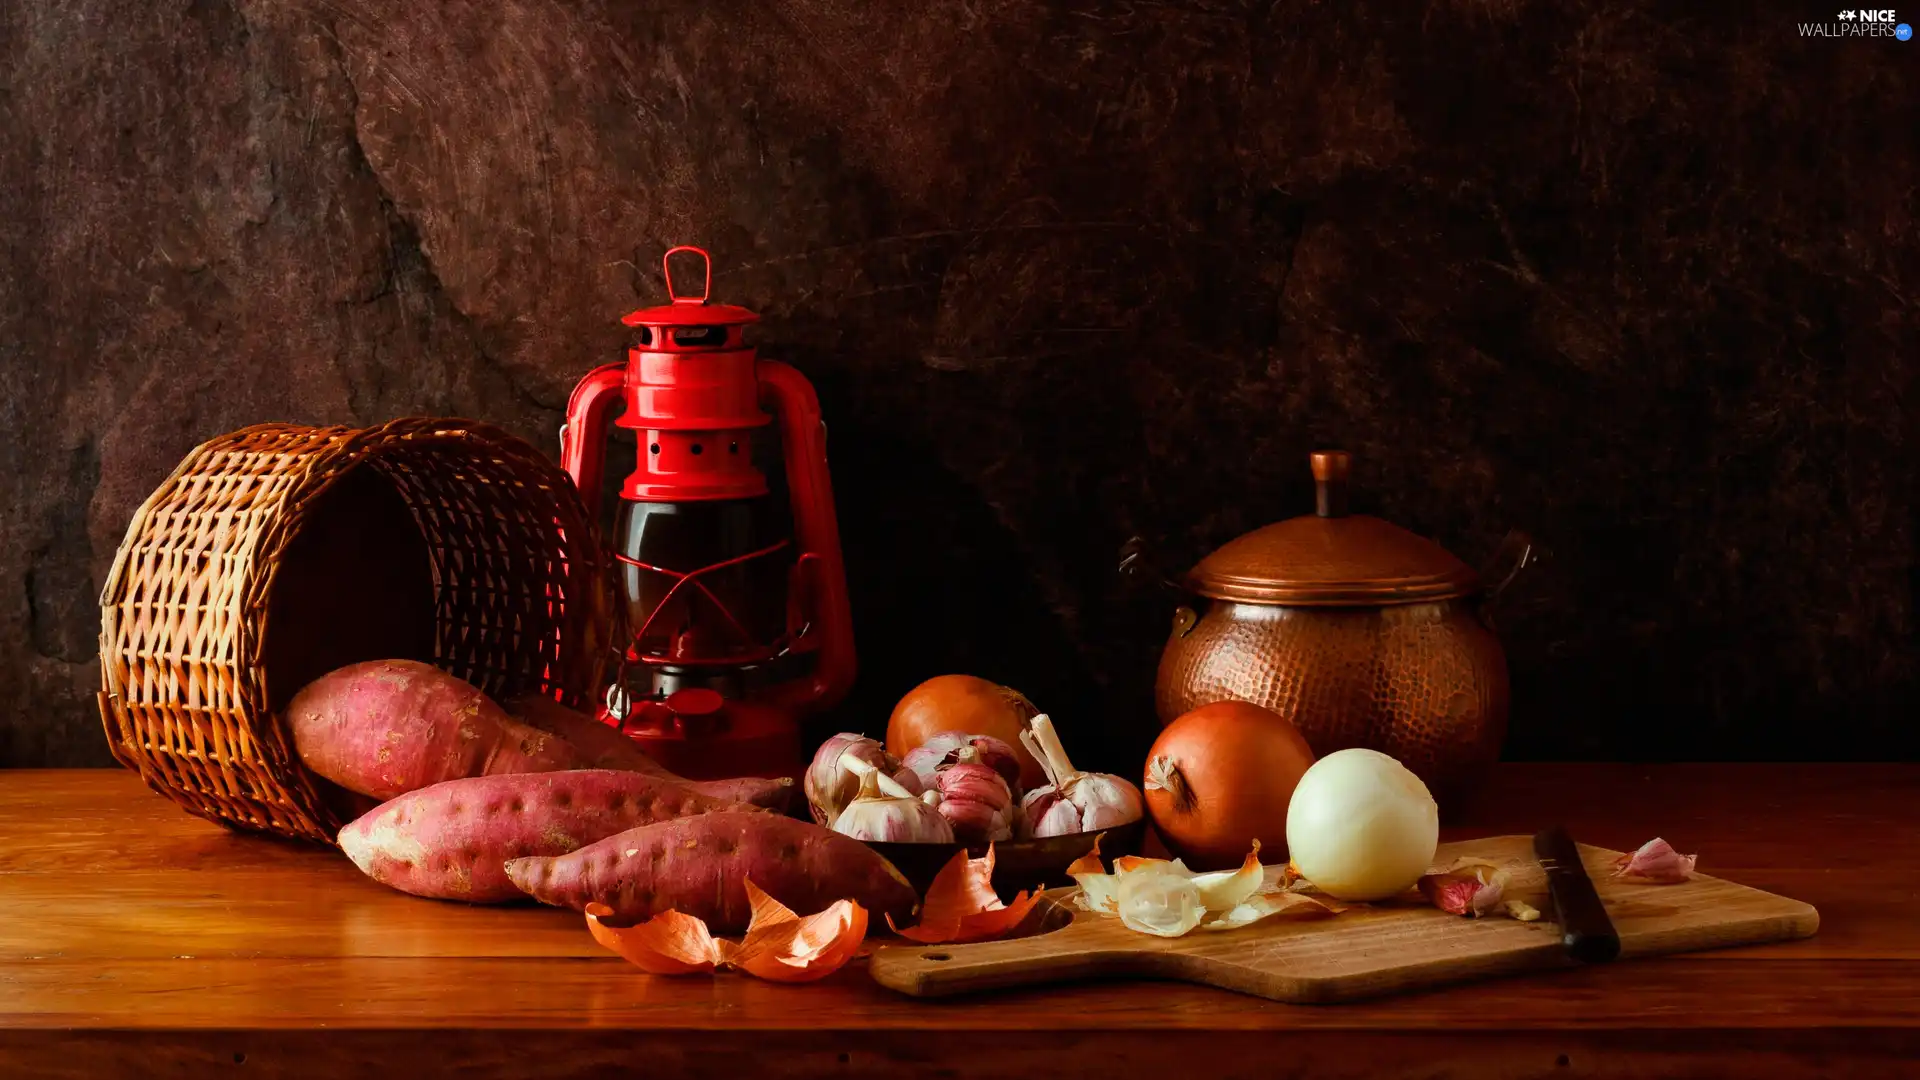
1532,825 -> 1621,964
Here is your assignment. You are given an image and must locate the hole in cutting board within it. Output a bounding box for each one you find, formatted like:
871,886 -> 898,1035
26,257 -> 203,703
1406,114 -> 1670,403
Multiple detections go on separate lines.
921,953 -> 952,962
889,892 -> 1077,950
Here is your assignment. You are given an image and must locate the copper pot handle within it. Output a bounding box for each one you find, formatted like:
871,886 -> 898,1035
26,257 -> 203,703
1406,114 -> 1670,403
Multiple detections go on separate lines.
1118,536 -> 1183,593
1478,529 -> 1541,627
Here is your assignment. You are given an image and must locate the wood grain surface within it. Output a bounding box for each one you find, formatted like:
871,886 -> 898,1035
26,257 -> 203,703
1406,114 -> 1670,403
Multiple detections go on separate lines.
869,835 -> 1819,1002
0,765 -> 1915,1079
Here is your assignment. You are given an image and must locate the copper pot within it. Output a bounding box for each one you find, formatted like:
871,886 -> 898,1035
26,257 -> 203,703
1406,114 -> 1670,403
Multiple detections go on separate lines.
1124,450 -> 1536,806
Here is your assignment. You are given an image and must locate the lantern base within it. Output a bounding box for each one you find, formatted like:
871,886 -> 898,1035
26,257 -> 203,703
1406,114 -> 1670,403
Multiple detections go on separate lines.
606,692 -> 806,785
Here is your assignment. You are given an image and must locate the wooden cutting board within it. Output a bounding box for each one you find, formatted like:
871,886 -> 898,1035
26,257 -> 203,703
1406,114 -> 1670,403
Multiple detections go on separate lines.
868,835 -> 1819,1004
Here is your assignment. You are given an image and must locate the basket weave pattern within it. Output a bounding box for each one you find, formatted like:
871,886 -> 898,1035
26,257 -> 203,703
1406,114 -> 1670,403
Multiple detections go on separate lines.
97,418 -> 607,844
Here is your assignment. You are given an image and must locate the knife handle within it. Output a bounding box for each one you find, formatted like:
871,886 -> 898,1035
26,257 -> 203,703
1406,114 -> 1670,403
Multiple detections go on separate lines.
1534,826 -> 1622,964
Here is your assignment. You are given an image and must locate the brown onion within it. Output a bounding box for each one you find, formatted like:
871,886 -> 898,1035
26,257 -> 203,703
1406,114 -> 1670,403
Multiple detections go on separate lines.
886,675 -> 1047,791
1144,700 -> 1316,871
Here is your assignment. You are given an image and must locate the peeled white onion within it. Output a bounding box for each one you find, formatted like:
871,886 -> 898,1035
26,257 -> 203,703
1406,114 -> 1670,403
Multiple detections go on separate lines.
1284,748 -> 1438,901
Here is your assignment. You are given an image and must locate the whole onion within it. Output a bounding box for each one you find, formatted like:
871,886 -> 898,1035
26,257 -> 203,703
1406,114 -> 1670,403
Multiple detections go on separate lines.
900,731 -> 1025,797
1143,700 -> 1316,871
886,675 -> 1048,791
804,733 -> 920,826
1285,748 -> 1438,901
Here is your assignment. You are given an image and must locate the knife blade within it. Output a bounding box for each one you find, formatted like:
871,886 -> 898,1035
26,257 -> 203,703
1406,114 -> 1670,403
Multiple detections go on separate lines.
1532,825 -> 1621,964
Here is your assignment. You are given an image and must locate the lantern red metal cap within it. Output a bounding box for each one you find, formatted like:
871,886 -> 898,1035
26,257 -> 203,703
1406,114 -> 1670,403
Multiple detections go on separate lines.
621,246 -> 762,328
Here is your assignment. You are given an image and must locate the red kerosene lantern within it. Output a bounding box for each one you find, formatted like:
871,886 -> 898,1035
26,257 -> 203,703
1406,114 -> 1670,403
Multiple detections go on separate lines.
560,246 -> 855,782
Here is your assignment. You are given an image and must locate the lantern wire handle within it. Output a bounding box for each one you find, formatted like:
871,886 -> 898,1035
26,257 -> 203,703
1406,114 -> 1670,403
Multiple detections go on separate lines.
663,245 -> 712,305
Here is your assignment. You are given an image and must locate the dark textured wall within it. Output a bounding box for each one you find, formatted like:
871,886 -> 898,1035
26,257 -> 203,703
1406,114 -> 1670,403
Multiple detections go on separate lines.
2,0 -> 1913,773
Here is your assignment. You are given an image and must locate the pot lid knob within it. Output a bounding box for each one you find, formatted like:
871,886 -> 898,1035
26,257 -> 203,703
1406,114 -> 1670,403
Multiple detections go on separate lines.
1311,449 -> 1352,518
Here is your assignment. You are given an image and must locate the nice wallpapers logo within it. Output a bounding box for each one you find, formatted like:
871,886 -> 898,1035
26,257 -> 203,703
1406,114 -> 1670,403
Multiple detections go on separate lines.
1801,9 -> 1914,36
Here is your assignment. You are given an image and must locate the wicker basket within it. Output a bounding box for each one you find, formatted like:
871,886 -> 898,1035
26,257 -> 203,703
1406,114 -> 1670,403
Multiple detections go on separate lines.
97,417 -> 610,845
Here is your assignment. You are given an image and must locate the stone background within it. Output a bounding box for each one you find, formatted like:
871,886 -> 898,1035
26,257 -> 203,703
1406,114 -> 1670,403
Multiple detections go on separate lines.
2,0 -> 1913,773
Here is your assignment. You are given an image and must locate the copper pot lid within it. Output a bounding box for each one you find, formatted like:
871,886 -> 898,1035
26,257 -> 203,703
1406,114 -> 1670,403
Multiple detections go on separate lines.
1184,450 -> 1480,607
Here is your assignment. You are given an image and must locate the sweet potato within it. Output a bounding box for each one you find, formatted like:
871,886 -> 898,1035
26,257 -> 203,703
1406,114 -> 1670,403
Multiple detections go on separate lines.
504,693 -> 798,813
504,811 -> 918,933
289,660 -> 589,800
504,694 -> 670,774
337,769 -> 760,902
691,775 -> 797,814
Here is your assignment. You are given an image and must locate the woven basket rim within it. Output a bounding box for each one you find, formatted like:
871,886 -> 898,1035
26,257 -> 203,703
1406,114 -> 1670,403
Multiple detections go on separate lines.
99,416 -> 605,844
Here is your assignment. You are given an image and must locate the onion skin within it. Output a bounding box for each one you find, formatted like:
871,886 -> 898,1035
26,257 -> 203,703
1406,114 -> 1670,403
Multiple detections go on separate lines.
886,675 -> 1048,791
1143,701 -> 1316,871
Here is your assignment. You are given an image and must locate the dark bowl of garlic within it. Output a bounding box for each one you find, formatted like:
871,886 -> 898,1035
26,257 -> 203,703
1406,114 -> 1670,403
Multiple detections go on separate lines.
806,714 -> 1148,900
866,818 -> 1148,900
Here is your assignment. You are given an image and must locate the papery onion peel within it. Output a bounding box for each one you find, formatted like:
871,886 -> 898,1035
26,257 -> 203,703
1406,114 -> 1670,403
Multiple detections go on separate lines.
584,878 -> 868,982
886,845 -> 1044,944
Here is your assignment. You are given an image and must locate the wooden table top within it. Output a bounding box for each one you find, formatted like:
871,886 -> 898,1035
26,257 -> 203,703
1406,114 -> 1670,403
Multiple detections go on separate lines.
0,764 -> 1913,1079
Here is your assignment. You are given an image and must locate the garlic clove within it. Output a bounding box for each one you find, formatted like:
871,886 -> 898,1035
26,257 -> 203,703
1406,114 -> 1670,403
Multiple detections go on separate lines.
892,767 -> 925,797
1612,837 -> 1697,884
1189,841 -> 1265,912
1474,870 -> 1511,916
900,732 -> 974,787
1072,773 -> 1145,831
1117,868 -> 1206,937
1503,899 -> 1542,922
1417,861 -> 1508,917
1029,791 -> 1082,837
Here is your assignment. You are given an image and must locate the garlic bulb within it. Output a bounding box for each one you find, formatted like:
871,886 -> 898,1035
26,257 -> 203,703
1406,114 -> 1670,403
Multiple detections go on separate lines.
901,732 -> 1025,796
831,755 -> 954,844
804,732 -> 921,826
931,746 -> 1016,846
1017,714 -> 1144,838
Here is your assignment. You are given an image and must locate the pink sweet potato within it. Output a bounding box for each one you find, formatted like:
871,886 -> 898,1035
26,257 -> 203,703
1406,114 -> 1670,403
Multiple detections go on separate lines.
689,775 -> 797,814
337,769 -> 761,902
504,694 -> 670,775
289,660 -> 589,800
503,811 -> 917,933
504,693 -> 798,813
